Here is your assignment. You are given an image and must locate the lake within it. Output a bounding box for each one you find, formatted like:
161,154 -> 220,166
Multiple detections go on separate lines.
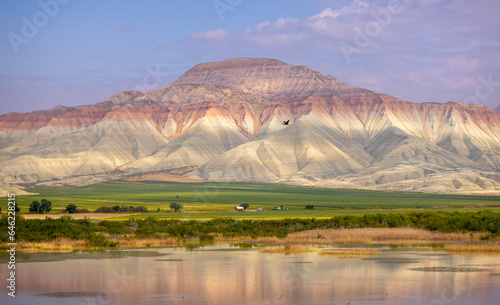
1,245 -> 499,305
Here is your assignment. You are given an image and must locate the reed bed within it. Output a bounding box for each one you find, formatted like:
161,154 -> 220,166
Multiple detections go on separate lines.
286,228 -> 487,244
445,242 -> 500,253
255,236 -> 281,243
16,239 -> 88,252
214,235 -> 252,243
319,248 -> 380,258
109,237 -> 183,247
258,244 -> 316,254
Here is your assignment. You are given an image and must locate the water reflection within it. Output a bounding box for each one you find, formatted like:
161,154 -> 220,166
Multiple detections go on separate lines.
1,245 -> 499,305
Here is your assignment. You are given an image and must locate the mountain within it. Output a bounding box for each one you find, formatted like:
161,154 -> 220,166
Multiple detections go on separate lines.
495,105 -> 500,115
1,57 -> 500,195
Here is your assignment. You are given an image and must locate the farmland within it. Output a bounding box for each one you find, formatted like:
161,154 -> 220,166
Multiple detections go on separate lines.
7,180 -> 500,219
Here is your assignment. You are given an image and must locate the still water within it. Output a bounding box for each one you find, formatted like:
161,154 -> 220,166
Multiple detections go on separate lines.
1,245 -> 500,305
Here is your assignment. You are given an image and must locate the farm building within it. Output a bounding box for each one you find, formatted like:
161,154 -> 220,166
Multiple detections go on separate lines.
235,206 -> 245,211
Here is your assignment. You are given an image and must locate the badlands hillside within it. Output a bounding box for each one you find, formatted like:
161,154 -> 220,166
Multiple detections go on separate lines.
1,58 -> 500,195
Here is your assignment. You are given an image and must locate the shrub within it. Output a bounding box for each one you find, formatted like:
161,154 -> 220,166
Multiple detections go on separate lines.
170,202 -> 183,212
133,206 -> 147,212
66,204 -> 77,214
305,205 -> 314,210
120,205 -> 132,212
85,233 -> 117,248
95,206 -> 114,213
95,205 -> 147,213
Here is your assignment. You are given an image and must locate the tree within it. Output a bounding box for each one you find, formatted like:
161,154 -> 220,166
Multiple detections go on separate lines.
240,203 -> 249,210
29,199 -> 53,214
305,205 -> 314,210
29,200 -> 41,213
14,203 -> 20,213
170,202 -> 183,212
40,199 -> 52,213
66,204 -> 77,214
113,205 -> 121,212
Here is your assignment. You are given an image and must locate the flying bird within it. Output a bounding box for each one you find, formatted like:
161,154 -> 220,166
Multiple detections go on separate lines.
282,120 -> 290,125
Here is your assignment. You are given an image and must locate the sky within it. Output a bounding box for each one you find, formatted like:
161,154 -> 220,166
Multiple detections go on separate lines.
1,0 -> 499,115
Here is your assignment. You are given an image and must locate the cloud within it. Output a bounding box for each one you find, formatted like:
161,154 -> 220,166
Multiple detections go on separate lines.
183,0 -> 500,108
106,22 -> 135,32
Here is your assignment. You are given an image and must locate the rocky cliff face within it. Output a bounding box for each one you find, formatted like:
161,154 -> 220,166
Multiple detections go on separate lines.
1,58 -> 500,195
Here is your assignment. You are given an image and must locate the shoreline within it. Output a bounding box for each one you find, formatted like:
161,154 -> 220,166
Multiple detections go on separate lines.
3,227 -> 499,254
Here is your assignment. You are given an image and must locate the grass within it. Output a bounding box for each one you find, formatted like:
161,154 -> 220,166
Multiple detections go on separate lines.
6,180 -> 500,219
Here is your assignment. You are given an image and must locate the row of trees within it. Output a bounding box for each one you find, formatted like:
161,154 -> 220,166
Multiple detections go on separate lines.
3,210 -> 499,243
11,201 -> 311,214
95,205 -> 147,213
24,201 -> 148,214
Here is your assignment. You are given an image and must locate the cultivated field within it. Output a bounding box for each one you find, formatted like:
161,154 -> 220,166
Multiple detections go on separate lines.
6,180 -> 500,219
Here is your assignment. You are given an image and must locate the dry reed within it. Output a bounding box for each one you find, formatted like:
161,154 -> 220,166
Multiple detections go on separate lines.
110,237 -> 183,247
445,242 -> 500,253
319,248 -> 380,258
255,236 -> 281,243
16,239 -> 88,252
214,235 -> 253,243
286,228 -> 487,244
259,244 -> 316,254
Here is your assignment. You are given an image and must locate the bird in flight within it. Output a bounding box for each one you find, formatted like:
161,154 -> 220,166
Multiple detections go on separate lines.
282,120 -> 290,125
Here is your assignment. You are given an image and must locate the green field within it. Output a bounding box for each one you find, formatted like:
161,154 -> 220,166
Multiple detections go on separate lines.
5,180 -> 500,219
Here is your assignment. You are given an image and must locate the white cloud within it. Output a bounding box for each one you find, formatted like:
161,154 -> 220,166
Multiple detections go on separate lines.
183,0 -> 500,108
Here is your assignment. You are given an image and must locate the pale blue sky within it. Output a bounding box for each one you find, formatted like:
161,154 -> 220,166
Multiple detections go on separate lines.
1,0 -> 499,114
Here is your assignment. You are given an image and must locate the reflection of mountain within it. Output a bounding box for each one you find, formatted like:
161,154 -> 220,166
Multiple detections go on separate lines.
1,58 -> 500,195
13,248 -> 500,305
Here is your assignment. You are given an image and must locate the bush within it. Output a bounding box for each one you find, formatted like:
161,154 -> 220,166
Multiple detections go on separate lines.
240,203 -> 250,210
305,205 -> 314,210
95,205 -> 147,213
120,205 -> 132,212
170,202 -> 183,212
66,204 -> 77,214
133,206 -> 147,212
85,233 -> 117,248
95,206 -> 114,213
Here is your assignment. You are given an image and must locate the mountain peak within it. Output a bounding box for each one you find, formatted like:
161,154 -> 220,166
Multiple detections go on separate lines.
171,57 -> 372,99
186,57 -> 288,72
